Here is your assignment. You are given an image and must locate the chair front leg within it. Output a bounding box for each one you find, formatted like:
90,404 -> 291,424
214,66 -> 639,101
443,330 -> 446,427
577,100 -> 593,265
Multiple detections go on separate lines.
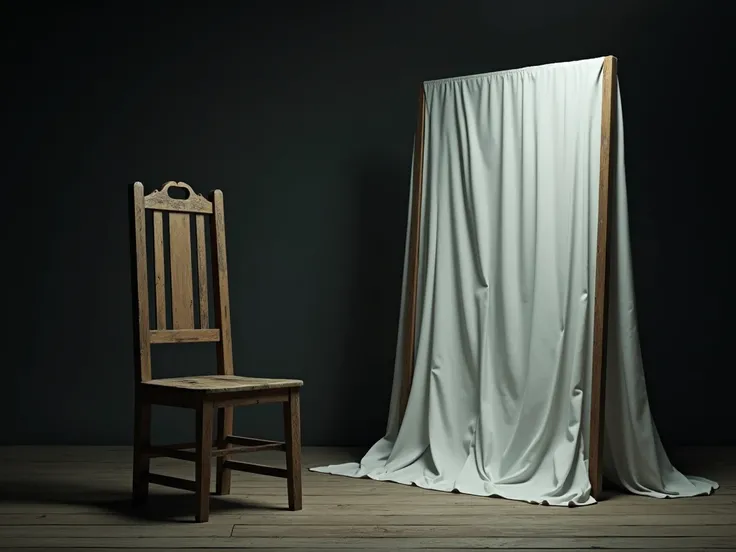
195,401 -> 214,523
132,395 -> 151,506
215,405 -> 233,495
283,388 -> 302,511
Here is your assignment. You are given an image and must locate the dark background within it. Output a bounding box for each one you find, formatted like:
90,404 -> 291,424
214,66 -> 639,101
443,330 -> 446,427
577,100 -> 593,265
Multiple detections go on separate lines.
3,1 -> 732,447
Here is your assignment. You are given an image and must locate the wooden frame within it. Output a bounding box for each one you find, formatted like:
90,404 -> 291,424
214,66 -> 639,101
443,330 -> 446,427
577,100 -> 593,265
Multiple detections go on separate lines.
588,55 -> 619,499
396,56 -> 619,500
129,181 -> 303,522
397,84 -> 427,420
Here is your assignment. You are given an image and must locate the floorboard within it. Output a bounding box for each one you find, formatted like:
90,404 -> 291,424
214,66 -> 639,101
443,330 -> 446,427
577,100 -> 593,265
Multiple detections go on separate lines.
0,446 -> 733,550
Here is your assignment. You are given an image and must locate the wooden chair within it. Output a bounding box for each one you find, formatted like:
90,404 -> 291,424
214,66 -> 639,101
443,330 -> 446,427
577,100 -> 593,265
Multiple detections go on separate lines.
128,180 -> 303,522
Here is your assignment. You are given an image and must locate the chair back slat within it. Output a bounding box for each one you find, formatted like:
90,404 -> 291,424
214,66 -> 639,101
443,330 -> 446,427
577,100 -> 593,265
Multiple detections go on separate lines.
195,214 -> 210,329
152,211 -> 167,329
168,212 -> 195,329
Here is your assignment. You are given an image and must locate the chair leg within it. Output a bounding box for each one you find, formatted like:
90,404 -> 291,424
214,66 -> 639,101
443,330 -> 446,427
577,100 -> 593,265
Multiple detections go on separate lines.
283,388 -> 302,511
195,401 -> 214,523
132,397 -> 151,506
215,406 -> 233,495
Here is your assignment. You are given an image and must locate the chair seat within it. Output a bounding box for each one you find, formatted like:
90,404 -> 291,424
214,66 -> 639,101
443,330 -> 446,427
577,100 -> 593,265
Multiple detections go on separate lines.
143,375 -> 303,393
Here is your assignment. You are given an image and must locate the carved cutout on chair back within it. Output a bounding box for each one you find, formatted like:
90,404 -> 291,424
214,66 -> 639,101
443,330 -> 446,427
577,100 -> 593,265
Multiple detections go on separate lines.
130,181 -> 234,381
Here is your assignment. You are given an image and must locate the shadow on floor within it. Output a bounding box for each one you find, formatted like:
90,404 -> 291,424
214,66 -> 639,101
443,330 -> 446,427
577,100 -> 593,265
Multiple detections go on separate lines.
0,478 -> 285,523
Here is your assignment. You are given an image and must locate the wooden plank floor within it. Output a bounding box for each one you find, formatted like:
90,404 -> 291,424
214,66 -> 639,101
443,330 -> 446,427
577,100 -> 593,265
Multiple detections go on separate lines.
0,446 -> 733,550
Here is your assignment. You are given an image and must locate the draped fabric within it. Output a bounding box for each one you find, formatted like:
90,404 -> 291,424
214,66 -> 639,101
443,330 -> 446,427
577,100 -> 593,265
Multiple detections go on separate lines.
313,57 -> 718,505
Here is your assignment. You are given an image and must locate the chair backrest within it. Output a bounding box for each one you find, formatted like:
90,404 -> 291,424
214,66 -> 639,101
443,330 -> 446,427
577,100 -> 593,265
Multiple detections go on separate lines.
129,181 -> 233,382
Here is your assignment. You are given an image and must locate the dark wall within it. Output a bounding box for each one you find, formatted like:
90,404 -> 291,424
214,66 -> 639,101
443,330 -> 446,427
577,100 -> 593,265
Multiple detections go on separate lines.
4,1 -> 732,446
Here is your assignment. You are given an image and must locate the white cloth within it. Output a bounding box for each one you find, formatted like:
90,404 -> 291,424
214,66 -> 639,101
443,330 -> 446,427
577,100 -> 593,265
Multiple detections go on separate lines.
312,57 -> 718,506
